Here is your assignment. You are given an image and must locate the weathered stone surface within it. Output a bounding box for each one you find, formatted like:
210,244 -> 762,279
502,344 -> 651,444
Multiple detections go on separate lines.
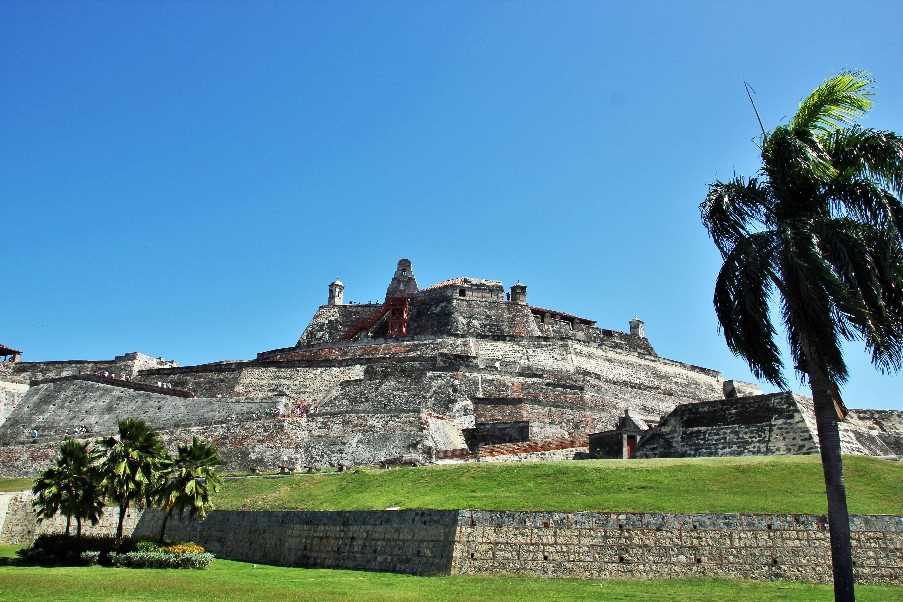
634,392 -> 903,459
1,498 -> 900,585
3,260 -> 900,476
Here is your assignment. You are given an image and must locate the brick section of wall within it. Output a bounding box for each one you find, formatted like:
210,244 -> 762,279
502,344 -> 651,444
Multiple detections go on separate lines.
453,511 -> 903,585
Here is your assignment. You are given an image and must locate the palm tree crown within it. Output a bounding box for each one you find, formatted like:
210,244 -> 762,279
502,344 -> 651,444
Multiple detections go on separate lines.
156,436 -> 222,543
32,438 -> 103,537
701,72 -> 903,399
96,418 -> 168,538
701,71 -> 903,601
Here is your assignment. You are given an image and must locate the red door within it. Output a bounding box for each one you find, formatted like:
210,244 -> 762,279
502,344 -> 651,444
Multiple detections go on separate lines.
626,435 -> 637,459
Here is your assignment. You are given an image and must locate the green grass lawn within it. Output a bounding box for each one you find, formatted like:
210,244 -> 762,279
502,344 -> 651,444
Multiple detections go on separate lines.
0,546 -> 899,602
0,477 -> 32,493
212,455 -> 903,514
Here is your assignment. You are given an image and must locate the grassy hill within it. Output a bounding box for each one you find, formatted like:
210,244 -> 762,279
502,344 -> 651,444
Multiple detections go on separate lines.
211,455 -> 902,515
2,455 -> 899,515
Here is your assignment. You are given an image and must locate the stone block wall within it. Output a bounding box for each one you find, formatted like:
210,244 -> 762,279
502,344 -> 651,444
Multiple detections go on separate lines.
134,509 -> 459,575
1,500 -> 900,585
452,511 -> 903,585
0,379 -> 29,426
635,393 -> 819,458
0,379 -> 273,445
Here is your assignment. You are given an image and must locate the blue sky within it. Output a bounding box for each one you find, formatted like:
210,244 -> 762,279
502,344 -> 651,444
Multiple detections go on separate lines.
2,2 -> 902,409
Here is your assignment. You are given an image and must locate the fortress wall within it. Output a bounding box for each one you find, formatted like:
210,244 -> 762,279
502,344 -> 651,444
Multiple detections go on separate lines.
844,409 -> 903,456
134,366 -> 244,398
0,380 -> 273,445
453,511 -> 903,585
475,339 -> 571,371
316,372 -> 473,417
571,345 -> 723,401
13,359 -> 130,382
297,304 -> 383,345
234,365 -> 366,400
12,353 -> 176,382
2,505 -> 900,585
634,394 -> 819,459
0,380 -> 29,425
409,298 -> 541,338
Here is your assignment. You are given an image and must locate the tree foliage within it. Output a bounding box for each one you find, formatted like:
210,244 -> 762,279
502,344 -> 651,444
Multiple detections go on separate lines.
32,439 -> 104,537
156,436 -> 222,542
701,71 -> 903,601
701,71 -> 903,392
95,418 -> 169,539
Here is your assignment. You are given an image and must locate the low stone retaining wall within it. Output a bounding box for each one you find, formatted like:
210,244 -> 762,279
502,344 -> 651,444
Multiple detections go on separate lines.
454,510 -> 902,585
1,494 -> 900,585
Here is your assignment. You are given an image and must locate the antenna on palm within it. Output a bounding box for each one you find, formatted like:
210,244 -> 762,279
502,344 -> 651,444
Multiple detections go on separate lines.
744,81 -> 766,138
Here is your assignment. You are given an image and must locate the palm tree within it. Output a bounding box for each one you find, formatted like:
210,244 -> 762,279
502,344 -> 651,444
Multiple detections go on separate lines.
700,71 -> 903,601
156,437 -> 222,543
96,418 -> 169,539
32,439 -> 104,538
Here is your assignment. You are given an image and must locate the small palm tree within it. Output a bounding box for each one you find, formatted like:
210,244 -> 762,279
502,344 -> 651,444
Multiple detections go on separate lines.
32,439 -> 104,538
701,71 -> 903,601
156,437 -> 222,543
96,418 -> 169,539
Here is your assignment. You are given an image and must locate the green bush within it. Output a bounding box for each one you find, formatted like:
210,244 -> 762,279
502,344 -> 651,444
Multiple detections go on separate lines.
80,551 -> 100,565
134,540 -> 161,553
18,534 -> 130,565
109,551 -> 214,569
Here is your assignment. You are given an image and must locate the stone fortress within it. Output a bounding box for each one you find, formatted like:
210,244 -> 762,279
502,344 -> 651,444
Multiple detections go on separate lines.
1,259 -> 901,476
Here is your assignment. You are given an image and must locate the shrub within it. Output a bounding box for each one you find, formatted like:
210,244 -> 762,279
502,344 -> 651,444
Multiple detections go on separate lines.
80,551 -> 100,565
109,551 -> 214,569
163,542 -> 205,555
134,540 -> 162,553
18,534 -> 131,565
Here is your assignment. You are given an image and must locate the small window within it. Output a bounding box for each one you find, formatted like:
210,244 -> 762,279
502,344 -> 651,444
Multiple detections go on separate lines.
459,288 -> 466,297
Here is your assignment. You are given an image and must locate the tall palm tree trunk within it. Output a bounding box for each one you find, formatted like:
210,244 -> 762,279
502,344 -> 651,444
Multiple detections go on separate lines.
804,340 -> 855,602
76,517 -> 82,539
65,515 -> 71,536
158,508 -> 172,544
116,499 -> 128,540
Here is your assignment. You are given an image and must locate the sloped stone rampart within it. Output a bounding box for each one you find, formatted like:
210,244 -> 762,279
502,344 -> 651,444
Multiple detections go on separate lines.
0,499 -> 900,585
0,379 -> 273,445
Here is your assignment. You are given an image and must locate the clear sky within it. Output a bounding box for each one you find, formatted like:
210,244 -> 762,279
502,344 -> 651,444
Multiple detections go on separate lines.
2,2 -> 902,410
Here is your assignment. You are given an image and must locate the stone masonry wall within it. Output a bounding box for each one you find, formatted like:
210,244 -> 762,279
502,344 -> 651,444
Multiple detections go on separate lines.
0,379 -> 273,445
1,500 -> 900,585
0,379 -> 29,426
453,510 -> 903,585
635,393 -> 819,458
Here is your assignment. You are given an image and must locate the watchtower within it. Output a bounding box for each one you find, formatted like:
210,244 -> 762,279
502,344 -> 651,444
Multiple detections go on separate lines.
629,318 -> 646,339
510,281 -> 528,305
328,279 -> 345,306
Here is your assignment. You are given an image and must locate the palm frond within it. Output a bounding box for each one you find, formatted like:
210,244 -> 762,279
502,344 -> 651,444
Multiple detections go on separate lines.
700,176 -> 773,256
713,230 -> 785,386
778,227 -> 850,383
824,126 -> 903,205
790,71 -> 873,137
